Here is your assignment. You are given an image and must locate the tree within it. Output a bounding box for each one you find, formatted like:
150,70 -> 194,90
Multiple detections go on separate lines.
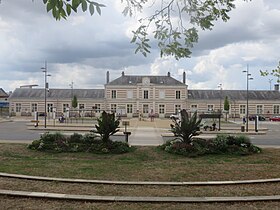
224,96 -> 230,121
36,0 -> 248,60
93,111 -> 120,144
170,109 -> 201,144
71,95 -> 78,108
260,61 -> 280,85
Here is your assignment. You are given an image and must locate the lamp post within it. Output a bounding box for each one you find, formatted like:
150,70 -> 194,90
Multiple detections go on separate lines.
243,65 -> 253,132
218,83 -> 222,131
41,61 -> 51,128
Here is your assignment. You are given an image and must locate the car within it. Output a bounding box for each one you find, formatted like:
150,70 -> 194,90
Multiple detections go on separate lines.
249,115 -> 266,121
169,114 -> 180,120
269,116 -> 280,121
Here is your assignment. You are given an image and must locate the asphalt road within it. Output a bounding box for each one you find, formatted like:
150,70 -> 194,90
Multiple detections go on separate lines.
0,120 -> 279,146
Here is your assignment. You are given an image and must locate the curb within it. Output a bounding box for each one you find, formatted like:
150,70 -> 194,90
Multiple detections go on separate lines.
1,189 -> 280,202
1,172 -> 280,186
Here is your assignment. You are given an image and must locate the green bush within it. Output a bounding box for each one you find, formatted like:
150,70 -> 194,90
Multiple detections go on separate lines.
160,134 -> 261,157
28,132 -> 132,154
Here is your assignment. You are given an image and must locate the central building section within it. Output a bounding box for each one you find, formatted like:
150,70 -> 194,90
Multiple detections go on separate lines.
104,72 -> 188,118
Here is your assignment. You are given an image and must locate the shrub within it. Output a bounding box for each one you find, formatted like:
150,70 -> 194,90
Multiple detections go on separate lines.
159,134 -> 261,157
28,132 -> 131,154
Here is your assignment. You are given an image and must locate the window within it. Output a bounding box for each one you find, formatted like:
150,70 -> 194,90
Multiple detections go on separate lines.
127,90 -> 133,99
15,103 -> 21,112
273,105 -> 280,114
207,104 -> 214,111
31,103 -> 37,112
240,105 -> 246,114
175,105 -> 181,114
94,104 -> 101,112
143,90 -> 149,99
62,104 -> 69,112
191,104 -> 197,111
47,103 -> 53,112
111,104 -> 117,113
127,104 -> 133,114
143,104 -> 149,113
79,104 -> 85,110
176,91 -> 181,99
159,104 -> 165,114
111,90 -> 116,99
159,90 -> 165,99
256,105 -> 263,114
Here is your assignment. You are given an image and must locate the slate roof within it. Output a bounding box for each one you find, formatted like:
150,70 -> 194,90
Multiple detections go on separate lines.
9,88 -> 104,100
0,88 -> 8,98
188,90 -> 280,101
107,75 -> 185,86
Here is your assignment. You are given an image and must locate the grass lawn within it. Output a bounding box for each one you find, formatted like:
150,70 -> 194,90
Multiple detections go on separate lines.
1,143 -> 280,209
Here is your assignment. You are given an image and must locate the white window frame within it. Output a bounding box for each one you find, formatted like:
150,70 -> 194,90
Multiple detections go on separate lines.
175,90 -> 181,99
62,104 -> 69,112
143,104 -> 149,114
207,104 -> 214,112
47,103 -> 54,112
111,104 -> 117,113
127,104 -> 133,114
256,105 -> 263,115
143,90 -> 149,99
239,105 -> 246,114
15,103 -> 21,113
175,104 -> 181,114
111,90 -> 116,99
31,103 -> 38,112
159,104 -> 165,114
273,105 -> 280,114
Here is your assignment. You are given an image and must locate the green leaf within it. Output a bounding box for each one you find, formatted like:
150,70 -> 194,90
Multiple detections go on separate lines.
66,4 -> 71,16
46,2 -> 52,12
89,3 -> 95,15
96,5 -> 101,15
81,0 -> 87,12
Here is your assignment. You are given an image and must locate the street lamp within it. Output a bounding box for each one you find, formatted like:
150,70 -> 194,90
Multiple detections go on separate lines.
41,61 -> 51,128
243,65 -> 253,132
269,79 -> 273,90
218,83 -> 222,131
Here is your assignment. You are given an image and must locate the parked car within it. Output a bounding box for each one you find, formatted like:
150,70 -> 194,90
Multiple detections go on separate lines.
269,116 -> 280,121
170,114 -> 180,120
248,115 -> 266,121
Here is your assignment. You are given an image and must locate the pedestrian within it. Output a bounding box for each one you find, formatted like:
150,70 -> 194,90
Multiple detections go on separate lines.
243,116 -> 246,124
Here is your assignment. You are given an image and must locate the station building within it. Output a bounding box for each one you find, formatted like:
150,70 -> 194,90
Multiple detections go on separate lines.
8,72 -> 280,119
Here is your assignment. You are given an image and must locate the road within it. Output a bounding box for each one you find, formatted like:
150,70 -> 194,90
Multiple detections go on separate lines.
0,120 -> 279,147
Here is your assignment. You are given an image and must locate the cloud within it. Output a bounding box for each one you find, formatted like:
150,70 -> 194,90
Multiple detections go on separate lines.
0,0 -> 280,93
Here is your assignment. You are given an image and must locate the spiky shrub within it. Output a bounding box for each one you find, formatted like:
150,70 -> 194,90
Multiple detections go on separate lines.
92,111 -> 120,144
170,110 -> 202,144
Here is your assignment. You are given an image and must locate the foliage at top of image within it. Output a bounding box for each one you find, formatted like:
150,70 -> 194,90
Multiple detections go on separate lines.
260,61 -> 280,84
29,0 -> 251,60
170,109 -> 202,144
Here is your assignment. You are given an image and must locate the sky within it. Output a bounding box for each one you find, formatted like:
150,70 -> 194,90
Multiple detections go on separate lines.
0,0 -> 280,93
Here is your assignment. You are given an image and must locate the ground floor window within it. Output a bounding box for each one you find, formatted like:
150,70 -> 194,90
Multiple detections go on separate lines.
127,104 -> 133,114
256,105 -> 263,114
79,104 -> 85,110
143,104 -> 149,114
175,104 -> 181,114
15,103 -> 21,112
207,104 -> 214,112
273,105 -> 280,114
191,104 -> 197,111
159,104 -> 165,114
239,105 -> 246,114
94,104 -> 101,112
31,103 -> 37,112
62,104 -> 68,112
111,104 -> 117,113
47,103 -> 53,112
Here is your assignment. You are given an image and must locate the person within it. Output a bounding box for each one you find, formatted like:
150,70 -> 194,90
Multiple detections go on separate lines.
212,122 -> 216,131
59,114 -> 65,123
243,116 -> 246,124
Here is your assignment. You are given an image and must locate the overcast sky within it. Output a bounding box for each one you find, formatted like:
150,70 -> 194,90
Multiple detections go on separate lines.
0,0 -> 280,93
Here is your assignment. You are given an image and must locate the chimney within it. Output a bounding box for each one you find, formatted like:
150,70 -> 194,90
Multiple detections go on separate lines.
183,72 -> 186,84
167,72 -> 170,77
106,71 -> 109,84
275,84 -> 279,91
122,71 -> 125,77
